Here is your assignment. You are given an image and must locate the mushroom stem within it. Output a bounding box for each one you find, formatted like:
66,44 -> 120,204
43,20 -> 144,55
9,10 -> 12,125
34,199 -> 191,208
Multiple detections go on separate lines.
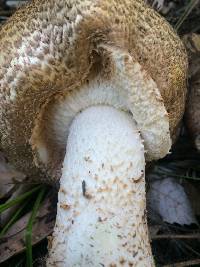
47,105 -> 154,267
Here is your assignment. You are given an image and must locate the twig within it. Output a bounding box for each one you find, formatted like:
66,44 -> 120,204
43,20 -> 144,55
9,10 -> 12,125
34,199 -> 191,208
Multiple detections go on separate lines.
175,0 -> 199,31
151,233 -> 200,240
163,258 -> 200,267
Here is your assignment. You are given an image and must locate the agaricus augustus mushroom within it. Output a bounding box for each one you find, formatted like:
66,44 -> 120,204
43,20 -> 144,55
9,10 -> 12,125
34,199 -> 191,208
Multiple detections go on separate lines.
0,0 -> 187,266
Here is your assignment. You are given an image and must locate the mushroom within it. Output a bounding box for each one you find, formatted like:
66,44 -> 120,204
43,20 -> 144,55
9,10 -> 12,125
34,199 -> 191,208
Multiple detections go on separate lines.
0,0 -> 187,266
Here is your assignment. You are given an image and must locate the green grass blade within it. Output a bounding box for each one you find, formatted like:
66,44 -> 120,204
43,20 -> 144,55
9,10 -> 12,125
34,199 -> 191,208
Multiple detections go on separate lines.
0,185 -> 42,214
25,187 -> 46,267
175,0 -> 199,31
0,202 -> 27,238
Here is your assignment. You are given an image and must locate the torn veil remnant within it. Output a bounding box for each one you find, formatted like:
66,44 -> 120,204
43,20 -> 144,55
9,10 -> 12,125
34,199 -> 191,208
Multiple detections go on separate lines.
0,0 -> 187,266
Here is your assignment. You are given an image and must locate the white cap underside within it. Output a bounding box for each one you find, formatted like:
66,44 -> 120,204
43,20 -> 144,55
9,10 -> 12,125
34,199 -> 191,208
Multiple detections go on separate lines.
32,47 -> 171,166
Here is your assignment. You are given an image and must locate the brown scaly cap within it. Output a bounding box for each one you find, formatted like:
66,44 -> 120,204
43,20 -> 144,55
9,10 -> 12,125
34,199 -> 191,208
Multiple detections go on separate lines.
0,0 -> 187,182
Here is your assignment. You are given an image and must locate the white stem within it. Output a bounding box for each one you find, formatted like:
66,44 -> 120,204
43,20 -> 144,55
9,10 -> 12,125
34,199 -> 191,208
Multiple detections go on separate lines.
47,105 -> 154,267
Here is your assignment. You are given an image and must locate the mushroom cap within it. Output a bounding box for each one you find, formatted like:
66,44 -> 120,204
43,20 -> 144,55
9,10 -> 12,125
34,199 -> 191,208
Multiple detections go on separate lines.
0,0 -> 187,182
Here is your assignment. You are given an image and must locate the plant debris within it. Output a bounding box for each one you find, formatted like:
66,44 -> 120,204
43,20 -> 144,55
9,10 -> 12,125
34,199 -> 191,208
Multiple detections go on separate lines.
0,188 -> 57,265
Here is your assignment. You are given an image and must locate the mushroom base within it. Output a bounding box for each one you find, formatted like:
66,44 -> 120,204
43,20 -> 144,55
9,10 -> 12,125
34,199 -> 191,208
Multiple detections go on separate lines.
47,105 -> 154,267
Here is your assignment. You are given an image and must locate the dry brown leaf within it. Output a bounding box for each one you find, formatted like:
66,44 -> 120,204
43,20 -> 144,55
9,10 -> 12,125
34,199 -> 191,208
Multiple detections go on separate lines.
184,181 -> 200,216
183,34 -> 200,151
0,151 -> 25,199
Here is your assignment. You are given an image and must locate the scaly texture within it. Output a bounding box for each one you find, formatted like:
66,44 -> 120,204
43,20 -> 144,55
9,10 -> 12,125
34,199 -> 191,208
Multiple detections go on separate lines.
47,106 -> 154,267
0,0 -> 187,182
30,47 -> 171,179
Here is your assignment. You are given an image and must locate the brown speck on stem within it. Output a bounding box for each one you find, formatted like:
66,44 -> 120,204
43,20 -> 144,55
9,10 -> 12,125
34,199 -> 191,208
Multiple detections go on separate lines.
119,257 -> 126,264
60,203 -> 70,210
85,192 -> 92,199
123,183 -> 128,189
132,173 -> 144,183
60,187 -> 67,194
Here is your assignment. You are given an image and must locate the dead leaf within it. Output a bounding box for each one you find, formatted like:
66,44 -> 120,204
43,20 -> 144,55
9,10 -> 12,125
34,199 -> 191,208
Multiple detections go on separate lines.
182,34 -> 200,151
184,181 -> 200,216
0,151 -> 25,199
0,188 -> 57,264
147,177 -> 197,225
